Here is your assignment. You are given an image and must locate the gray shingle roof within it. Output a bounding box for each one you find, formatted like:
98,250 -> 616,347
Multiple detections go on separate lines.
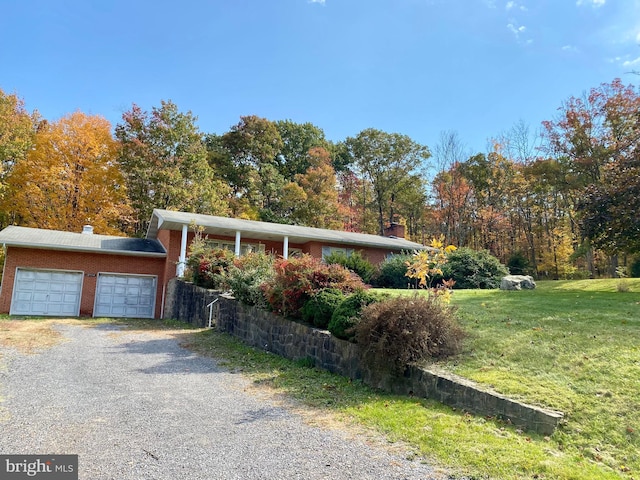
0,226 -> 166,257
147,209 -> 426,252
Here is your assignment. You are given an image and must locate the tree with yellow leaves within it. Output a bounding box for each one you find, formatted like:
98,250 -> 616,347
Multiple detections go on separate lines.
405,236 -> 457,289
2,111 -> 131,234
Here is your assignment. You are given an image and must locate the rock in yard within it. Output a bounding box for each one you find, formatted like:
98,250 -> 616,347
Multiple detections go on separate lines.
500,275 -> 536,290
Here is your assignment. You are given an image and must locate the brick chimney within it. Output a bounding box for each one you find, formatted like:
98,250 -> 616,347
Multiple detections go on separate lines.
383,222 -> 405,239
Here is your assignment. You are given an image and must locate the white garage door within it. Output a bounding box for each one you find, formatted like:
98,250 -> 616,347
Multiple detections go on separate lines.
94,273 -> 156,318
10,268 -> 83,316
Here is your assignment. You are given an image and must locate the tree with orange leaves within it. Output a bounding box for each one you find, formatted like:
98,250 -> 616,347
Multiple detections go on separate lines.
3,111 -> 131,234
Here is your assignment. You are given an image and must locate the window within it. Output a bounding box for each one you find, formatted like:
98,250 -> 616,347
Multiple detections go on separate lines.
205,240 -> 265,255
321,246 -> 354,261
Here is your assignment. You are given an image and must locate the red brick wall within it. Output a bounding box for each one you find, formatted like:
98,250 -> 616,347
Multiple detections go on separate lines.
0,247 -> 167,318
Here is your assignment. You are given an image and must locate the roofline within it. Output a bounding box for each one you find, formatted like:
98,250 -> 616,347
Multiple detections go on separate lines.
3,242 -> 167,258
148,209 -> 427,251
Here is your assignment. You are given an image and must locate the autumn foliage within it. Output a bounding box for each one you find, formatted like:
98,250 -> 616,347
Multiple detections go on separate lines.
2,112 -> 131,234
261,255 -> 367,318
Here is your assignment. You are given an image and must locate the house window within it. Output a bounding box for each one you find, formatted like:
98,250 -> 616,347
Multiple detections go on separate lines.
322,246 -> 354,261
288,248 -> 303,258
205,240 -> 265,256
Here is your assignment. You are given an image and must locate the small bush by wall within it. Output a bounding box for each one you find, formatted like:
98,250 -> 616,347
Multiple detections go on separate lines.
355,294 -> 464,374
262,255 -> 366,319
226,252 -> 275,309
328,290 -> 379,340
301,288 -> 346,329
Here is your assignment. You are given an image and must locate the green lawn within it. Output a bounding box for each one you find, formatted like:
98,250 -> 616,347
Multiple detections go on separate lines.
177,279 -> 639,479
443,279 -> 640,478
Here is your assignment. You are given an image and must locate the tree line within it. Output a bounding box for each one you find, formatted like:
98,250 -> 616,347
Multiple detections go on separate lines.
0,77 -> 638,278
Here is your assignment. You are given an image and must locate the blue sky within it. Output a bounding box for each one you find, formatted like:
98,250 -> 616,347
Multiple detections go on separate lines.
1,0 -> 639,156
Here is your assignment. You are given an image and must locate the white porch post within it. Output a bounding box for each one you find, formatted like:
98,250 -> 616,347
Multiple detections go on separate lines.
176,224 -> 188,277
235,230 -> 241,257
283,236 -> 289,259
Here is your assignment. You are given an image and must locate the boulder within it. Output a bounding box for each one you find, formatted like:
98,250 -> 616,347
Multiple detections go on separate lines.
500,275 -> 536,290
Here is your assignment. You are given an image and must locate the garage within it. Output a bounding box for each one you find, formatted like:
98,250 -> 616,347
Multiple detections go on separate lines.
94,273 -> 157,318
10,268 -> 83,316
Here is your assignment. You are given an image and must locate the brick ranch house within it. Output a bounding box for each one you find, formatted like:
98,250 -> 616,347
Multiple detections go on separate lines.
0,209 -> 426,319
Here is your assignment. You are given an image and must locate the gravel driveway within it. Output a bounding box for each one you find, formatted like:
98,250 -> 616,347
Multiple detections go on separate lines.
0,322 -> 445,480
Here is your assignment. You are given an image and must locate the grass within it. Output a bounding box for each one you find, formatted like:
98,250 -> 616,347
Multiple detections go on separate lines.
1,279 -> 638,478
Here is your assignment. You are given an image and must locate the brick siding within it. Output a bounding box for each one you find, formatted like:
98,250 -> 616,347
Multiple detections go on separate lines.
0,247 -> 167,318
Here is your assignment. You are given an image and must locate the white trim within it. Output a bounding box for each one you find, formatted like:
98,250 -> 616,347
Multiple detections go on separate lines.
235,231 -> 241,257
177,224 -> 188,277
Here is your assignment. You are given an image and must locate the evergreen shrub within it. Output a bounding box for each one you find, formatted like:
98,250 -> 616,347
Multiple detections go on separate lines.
328,290 -> 379,341
442,247 -> 509,289
301,288 -> 347,329
323,251 -> 376,284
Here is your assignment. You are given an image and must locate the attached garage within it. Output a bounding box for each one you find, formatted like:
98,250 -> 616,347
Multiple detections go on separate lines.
94,273 -> 157,318
10,268 -> 83,316
0,225 -> 167,318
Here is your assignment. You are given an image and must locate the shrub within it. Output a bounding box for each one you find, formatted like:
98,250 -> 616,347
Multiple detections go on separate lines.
301,288 -> 347,329
226,252 -> 275,308
374,253 -> 416,288
186,247 -> 235,290
442,247 -> 509,289
323,251 -> 376,284
354,294 -> 464,374
261,255 -> 366,318
328,290 -> 379,340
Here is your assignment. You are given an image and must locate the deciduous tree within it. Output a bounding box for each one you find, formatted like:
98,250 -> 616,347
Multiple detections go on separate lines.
3,112 -> 130,234
116,101 -> 229,235
344,128 -> 430,236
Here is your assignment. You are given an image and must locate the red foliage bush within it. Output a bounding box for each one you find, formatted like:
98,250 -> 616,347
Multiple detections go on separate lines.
261,254 -> 366,318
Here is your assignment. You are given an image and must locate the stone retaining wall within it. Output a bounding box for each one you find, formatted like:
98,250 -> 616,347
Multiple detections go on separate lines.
164,279 -> 563,435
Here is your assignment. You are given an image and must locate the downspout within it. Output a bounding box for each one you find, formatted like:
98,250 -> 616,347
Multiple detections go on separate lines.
283,236 -> 289,259
160,283 -> 166,319
176,224 -> 188,277
0,243 -> 6,295
235,231 -> 241,257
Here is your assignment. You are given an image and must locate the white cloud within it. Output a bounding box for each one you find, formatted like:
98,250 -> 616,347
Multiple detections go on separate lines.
506,1 -> 528,11
623,56 -> 640,67
576,0 -> 606,7
507,23 -> 526,35
637,31 -> 640,43
308,0 -> 325,4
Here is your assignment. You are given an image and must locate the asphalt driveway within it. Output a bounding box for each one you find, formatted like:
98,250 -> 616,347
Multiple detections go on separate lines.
0,322 -> 444,479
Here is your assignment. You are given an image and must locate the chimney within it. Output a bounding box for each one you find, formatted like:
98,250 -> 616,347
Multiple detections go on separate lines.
383,222 -> 405,239
82,225 -> 94,235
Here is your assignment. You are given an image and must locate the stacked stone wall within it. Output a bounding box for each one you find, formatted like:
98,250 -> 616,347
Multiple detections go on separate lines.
165,279 -> 563,435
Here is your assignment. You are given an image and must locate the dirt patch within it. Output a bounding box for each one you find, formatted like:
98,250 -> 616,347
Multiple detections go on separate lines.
0,319 -> 76,353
